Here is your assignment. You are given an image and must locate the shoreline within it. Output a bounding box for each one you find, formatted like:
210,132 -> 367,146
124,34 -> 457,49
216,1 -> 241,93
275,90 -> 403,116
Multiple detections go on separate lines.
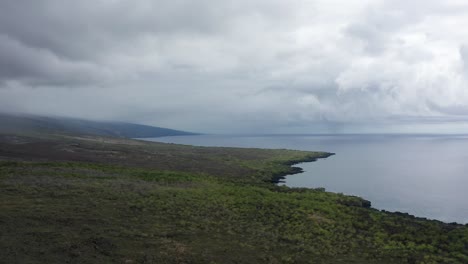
269,152 -> 335,184
276,152 -> 467,226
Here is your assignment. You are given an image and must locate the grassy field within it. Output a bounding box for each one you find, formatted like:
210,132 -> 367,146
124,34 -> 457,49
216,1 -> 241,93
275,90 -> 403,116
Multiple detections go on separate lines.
1,133 -> 467,263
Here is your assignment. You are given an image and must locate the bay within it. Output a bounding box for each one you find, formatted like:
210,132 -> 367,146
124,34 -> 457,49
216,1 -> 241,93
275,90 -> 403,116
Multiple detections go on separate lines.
142,134 -> 468,224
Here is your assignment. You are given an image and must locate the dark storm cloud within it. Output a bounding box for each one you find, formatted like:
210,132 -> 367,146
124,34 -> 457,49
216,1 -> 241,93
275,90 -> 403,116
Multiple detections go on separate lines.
0,0 -> 305,86
0,0 -> 224,58
0,0 -> 233,86
0,34 -> 110,86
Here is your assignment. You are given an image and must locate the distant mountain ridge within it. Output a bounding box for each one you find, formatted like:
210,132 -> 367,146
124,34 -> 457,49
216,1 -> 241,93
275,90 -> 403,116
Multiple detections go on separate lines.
0,113 -> 197,138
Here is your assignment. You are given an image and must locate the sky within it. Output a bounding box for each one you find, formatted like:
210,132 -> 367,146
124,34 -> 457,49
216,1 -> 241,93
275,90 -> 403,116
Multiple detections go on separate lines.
1,0 -> 468,133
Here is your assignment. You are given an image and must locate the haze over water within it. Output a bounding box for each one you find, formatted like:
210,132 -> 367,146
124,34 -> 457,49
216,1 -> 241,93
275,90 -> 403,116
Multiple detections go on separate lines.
145,134 -> 468,224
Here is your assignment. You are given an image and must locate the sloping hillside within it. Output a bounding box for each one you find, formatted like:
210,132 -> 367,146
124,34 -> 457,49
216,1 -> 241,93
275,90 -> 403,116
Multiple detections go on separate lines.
0,113 -> 196,138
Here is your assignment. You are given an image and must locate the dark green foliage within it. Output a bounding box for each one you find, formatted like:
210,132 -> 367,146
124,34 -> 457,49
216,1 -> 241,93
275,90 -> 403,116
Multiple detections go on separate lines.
1,160 -> 467,264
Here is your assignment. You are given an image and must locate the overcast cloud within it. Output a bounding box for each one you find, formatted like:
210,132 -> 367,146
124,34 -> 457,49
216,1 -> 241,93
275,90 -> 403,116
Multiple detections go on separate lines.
1,0 -> 468,133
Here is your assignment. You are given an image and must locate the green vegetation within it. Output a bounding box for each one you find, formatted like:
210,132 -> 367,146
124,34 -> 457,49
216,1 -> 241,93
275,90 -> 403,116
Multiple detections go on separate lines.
0,134 -> 467,263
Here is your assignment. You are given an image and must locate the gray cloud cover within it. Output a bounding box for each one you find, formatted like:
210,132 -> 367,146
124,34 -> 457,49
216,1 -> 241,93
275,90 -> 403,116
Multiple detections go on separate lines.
1,0 -> 468,133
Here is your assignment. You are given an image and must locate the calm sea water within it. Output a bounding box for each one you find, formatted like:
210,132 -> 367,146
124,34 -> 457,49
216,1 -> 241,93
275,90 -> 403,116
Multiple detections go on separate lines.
143,134 -> 468,224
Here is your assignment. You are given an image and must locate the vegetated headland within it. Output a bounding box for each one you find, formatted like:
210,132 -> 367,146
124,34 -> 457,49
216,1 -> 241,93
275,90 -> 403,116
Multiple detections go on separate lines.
269,152 -> 335,184
0,116 -> 467,263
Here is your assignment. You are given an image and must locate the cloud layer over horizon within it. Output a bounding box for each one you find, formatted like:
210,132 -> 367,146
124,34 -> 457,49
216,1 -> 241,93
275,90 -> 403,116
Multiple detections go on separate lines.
2,0 -> 468,133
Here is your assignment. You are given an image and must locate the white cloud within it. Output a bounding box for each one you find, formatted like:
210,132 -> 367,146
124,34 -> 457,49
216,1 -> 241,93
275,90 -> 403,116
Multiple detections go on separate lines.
1,0 -> 468,132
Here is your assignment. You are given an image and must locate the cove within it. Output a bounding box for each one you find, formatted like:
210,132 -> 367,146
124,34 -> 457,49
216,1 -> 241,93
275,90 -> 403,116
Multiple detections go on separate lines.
144,134 -> 468,223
